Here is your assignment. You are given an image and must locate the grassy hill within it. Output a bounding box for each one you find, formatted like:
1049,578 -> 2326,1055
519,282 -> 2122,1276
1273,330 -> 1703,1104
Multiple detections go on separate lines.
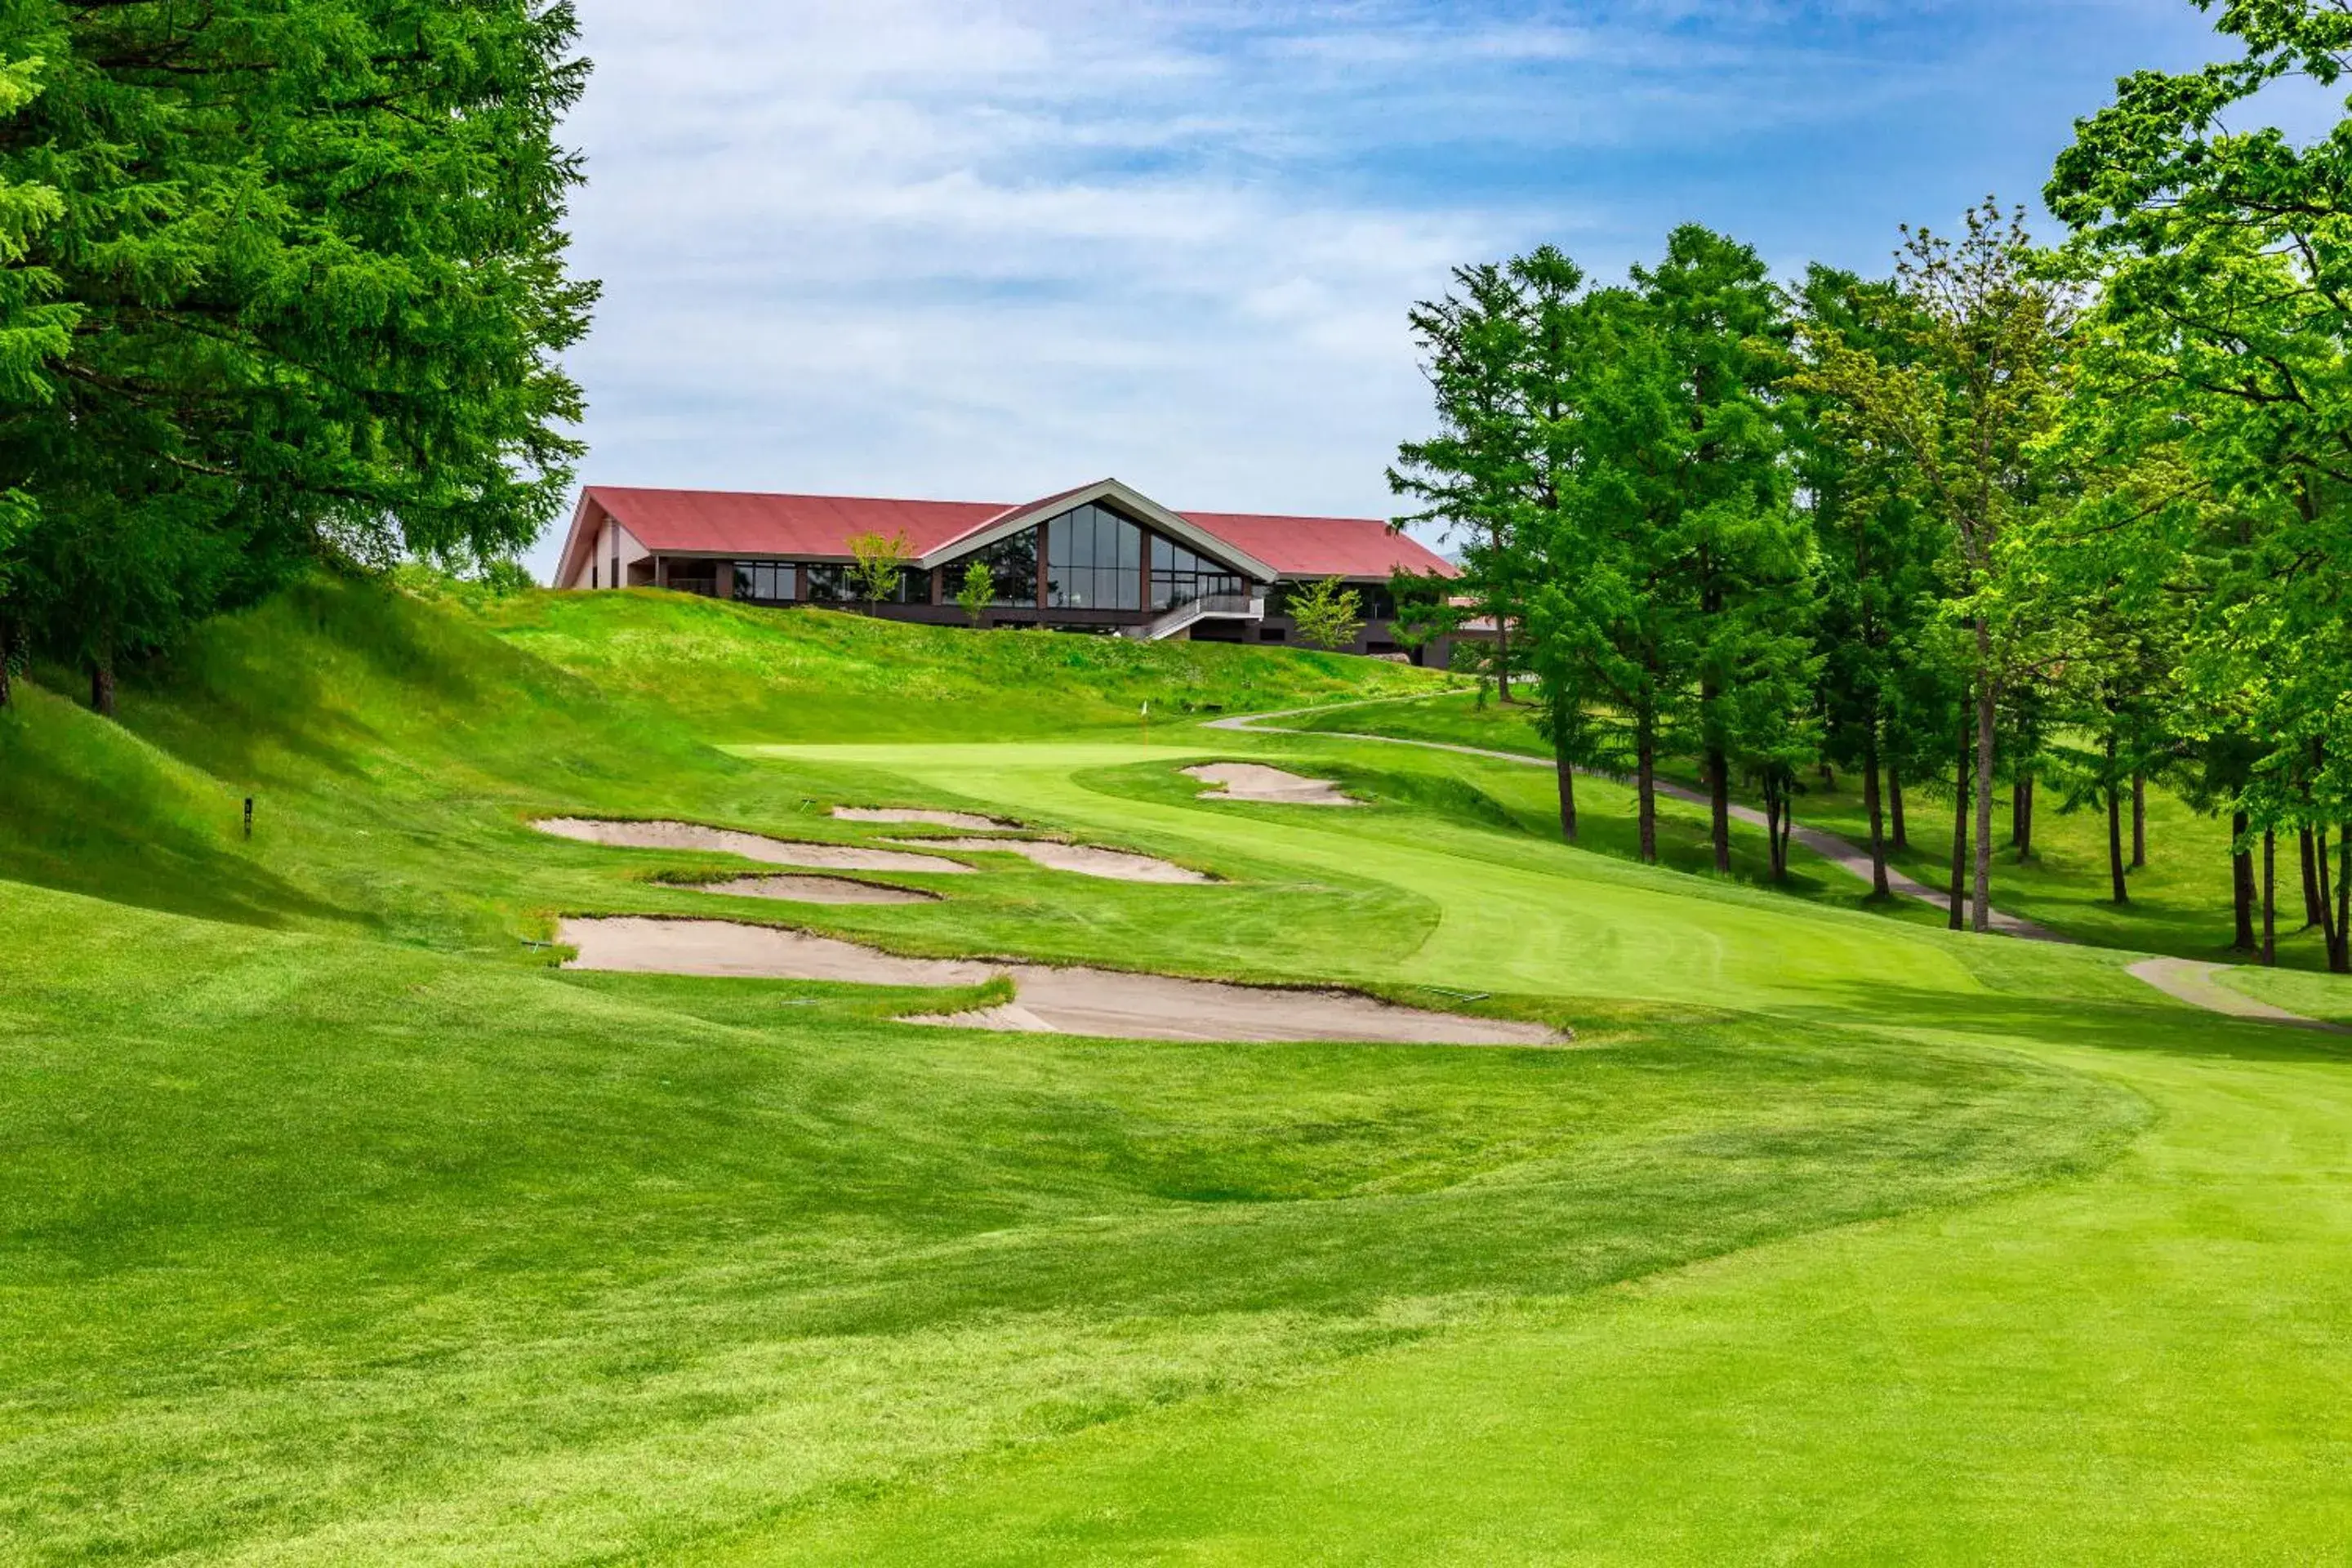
2,579 -> 2349,1564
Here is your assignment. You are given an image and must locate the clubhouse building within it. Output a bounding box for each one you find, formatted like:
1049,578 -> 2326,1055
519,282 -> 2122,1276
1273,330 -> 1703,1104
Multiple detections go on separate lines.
552,477 -> 1459,661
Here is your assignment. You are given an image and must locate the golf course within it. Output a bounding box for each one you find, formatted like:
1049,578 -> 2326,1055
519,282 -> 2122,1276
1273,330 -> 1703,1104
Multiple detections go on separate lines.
3,578 -> 2348,1563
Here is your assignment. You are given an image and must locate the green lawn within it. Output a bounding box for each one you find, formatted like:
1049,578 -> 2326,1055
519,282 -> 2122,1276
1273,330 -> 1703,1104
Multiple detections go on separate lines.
2,581 -> 2349,1563
1290,688 -> 2336,966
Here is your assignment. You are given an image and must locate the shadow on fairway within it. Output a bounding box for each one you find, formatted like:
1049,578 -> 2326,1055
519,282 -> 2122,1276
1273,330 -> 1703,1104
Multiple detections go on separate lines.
1789,981 -> 2352,1065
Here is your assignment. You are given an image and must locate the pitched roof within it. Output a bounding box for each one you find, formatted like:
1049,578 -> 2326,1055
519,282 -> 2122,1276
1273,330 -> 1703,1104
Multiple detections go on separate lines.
560,483 -> 1457,585
1181,511 -> 1454,580
581,488 -> 1004,559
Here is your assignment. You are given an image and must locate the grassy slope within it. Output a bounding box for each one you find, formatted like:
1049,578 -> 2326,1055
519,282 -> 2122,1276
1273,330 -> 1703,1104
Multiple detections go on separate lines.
1,581 -> 2348,1563
1292,689 -> 2341,967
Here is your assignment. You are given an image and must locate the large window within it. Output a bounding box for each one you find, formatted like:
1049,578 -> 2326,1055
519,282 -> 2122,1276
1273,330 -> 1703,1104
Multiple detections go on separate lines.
734,562 -> 799,604
1046,504 -> 1141,612
942,530 -> 1040,608
1268,580 -> 1397,620
804,564 -> 929,604
1151,537 -> 1246,612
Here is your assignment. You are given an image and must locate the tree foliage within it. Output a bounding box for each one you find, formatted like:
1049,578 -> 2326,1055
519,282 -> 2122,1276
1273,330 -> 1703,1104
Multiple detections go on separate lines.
1289,575 -> 1365,652
0,0 -> 595,706
847,529 -> 915,608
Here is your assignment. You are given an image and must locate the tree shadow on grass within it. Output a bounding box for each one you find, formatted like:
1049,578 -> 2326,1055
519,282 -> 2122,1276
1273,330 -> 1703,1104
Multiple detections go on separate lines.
1781,979 -> 2352,1067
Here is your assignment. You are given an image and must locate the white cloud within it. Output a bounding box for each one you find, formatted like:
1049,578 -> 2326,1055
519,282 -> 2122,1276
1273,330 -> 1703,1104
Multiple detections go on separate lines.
539,0 -> 2233,577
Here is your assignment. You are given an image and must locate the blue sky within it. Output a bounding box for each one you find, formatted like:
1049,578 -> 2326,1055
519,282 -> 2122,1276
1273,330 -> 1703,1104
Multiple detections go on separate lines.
537,0 -> 2236,577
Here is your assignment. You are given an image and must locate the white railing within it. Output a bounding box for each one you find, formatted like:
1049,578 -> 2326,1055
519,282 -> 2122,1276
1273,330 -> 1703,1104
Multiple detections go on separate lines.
1124,593 -> 1265,641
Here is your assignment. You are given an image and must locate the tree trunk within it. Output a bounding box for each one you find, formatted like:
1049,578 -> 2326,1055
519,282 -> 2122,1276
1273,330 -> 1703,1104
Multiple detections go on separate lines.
2318,825 -> 2340,971
2131,774 -> 2147,869
1763,777 -> 1782,880
1493,570 -> 1512,703
1971,630 -> 1998,935
1554,740 -> 1578,844
1889,763 -> 1908,852
90,657 -> 116,718
1635,715 -> 1658,865
2336,830 -> 2351,975
1862,730 -> 1891,898
2232,809 -> 2257,953
2015,775 -> 2035,860
1708,746 -> 1731,875
2106,795 -> 2128,906
1779,791 -> 1793,880
0,615 -> 11,712
2301,826 -> 2324,929
2262,829 -> 2278,967
1949,728 -> 1971,933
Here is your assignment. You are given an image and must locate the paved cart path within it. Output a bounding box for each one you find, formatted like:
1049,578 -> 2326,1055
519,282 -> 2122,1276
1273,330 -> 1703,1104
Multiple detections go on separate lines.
1209,697 -> 2340,1029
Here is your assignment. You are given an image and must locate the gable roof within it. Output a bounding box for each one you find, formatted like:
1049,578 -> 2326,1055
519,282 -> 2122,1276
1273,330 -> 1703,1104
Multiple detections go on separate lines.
1182,511 -> 1454,580
555,482 -> 1456,587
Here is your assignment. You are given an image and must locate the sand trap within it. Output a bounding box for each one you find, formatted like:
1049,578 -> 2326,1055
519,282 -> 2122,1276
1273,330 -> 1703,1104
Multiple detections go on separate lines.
881,837 -> 1213,884
533,817 -> 975,875
1184,763 -> 1363,807
558,918 -> 1561,1045
695,875 -> 936,906
833,806 -> 1024,831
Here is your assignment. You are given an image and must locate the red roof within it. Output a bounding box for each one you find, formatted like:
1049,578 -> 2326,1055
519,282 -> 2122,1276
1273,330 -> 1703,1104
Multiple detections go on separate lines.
1180,511 -> 1454,580
581,487 -> 1005,559
562,483 -> 1457,584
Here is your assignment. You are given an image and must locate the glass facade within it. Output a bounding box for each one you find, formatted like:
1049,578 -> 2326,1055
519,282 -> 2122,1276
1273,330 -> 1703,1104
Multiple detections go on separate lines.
802,564 -> 929,603
1046,504 -> 1142,612
734,562 -> 799,604
942,530 -> 1040,608
1269,580 -> 1396,620
1151,537 -> 1246,612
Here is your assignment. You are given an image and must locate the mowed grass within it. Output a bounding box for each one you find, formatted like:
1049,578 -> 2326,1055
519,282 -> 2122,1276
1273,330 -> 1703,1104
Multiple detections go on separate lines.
1291,688 -> 2333,964
1,580 -> 2349,1562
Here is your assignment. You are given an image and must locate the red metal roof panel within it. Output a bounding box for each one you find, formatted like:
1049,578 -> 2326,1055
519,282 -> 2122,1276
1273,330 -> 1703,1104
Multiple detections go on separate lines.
1175,511 -> 1457,580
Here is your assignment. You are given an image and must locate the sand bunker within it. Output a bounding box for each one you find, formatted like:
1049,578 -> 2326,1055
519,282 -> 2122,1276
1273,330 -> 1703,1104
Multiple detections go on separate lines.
534,818 -> 975,875
1184,763 -> 1363,807
558,917 -> 1561,1046
881,837 -> 1213,884
833,806 -> 1024,831
695,875 -> 935,906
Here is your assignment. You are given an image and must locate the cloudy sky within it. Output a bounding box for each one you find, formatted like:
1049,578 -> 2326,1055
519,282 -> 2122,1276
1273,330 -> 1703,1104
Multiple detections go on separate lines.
536,0 -> 2231,578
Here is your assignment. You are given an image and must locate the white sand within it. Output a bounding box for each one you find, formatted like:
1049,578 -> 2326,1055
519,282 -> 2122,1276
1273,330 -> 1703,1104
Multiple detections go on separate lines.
534,817 -> 976,875
833,806 -> 1023,831
695,875 -> 935,906
882,837 -> 1213,884
557,917 -> 1563,1046
1183,763 -> 1363,807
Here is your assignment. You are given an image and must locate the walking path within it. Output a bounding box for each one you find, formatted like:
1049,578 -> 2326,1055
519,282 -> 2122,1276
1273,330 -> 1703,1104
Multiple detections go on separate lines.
2127,958 -> 2345,1031
1209,697 -> 2337,1028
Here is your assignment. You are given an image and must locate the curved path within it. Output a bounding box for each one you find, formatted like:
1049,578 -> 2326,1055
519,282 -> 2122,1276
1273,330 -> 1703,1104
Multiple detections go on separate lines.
1209,697 -> 2337,1028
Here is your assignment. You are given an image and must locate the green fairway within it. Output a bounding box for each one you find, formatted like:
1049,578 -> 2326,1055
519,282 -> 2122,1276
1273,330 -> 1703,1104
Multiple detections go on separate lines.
1288,688 -> 2336,967
4,583 -> 2350,1563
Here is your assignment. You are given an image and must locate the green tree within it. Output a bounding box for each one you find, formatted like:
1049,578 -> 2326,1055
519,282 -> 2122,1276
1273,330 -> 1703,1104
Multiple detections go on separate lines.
1289,576 -> 1365,652
956,559 -> 994,626
0,48 -> 72,712
1798,202 -> 2078,932
1636,226 -> 1816,875
2050,0 -> 2352,968
1392,261 -> 1537,699
0,0 -> 595,702
1794,266 -> 1951,898
847,530 -> 915,609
